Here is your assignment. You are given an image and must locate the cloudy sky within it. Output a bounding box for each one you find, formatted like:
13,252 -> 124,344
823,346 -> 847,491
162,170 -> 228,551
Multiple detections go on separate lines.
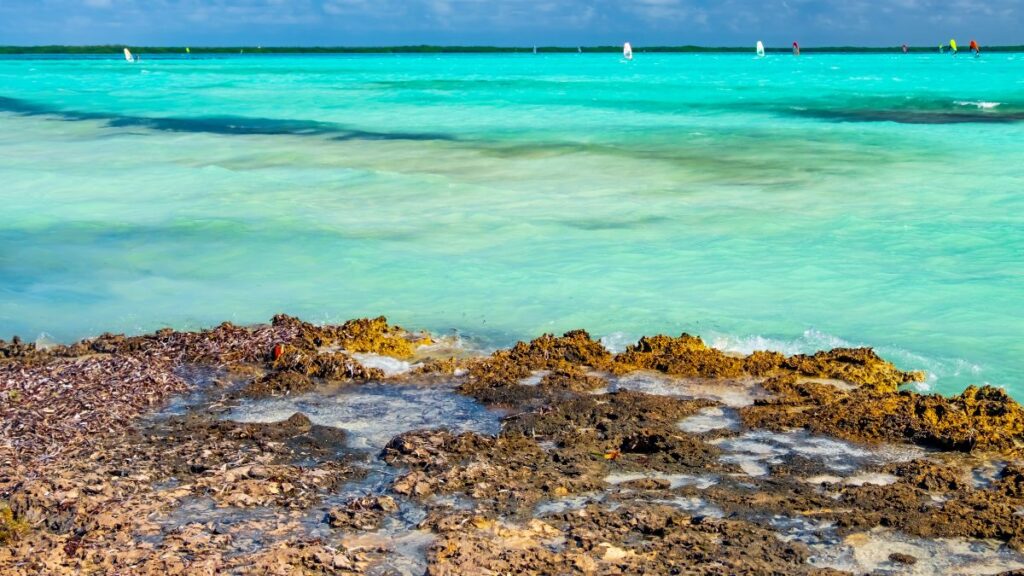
0,0 -> 1019,46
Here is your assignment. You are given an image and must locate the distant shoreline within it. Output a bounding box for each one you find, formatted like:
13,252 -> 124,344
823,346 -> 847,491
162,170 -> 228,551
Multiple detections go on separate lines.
2,44 -> 1023,55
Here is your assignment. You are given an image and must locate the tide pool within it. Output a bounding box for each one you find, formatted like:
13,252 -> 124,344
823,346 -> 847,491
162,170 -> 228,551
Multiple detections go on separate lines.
0,53 -> 1021,396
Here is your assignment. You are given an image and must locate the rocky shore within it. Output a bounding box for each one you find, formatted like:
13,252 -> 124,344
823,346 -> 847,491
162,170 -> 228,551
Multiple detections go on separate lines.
2,315 -> 1023,574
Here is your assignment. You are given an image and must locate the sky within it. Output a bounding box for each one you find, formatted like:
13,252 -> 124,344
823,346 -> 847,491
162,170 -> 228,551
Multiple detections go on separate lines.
0,0 -> 1019,47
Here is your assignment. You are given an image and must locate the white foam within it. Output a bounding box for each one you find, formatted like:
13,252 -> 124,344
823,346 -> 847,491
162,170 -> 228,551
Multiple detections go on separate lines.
820,529 -> 1024,575
599,332 -> 634,354
519,370 -> 549,387
678,407 -> 739,434
955,100 -> 1001,110
223,383 -> 501,451
350,353 -> 413,377
34,332 -> 60,351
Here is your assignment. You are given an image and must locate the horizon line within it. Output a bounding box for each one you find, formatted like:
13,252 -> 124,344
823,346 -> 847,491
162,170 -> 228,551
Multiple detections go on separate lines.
2,43 -> 1022,54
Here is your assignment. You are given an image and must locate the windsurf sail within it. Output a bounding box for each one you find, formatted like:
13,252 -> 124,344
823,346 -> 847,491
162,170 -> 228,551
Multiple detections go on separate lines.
123,48 -> 134,62
902,44 -> 909,54
756,41 -> 765,58
533,46 -> 538,55
950,39 -> 958,53
969,40 -> 980,54
186,47 -> 190,54
792,41 -> 800,56
623,42 -> 633,60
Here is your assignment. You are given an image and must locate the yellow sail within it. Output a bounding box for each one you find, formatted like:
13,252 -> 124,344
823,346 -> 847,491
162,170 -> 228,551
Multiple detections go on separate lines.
950,39 -> 958,52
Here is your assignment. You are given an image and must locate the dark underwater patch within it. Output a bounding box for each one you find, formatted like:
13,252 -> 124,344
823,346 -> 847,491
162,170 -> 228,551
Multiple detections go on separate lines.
791,108 -> 1024,124
0,95 -> 458,141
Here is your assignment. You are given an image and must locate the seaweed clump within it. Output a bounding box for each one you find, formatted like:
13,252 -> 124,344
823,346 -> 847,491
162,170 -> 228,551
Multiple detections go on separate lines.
0,503 -> 28,545
743,376 -> 1024,452
272,315 -> 425,360
459,330 -> 614,405
614,334 -> 922,393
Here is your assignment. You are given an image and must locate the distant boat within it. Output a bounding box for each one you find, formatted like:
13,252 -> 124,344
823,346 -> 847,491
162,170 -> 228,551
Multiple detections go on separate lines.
756,41 -> 765,58
123,48 -> 135,63
623,42 -> 633,61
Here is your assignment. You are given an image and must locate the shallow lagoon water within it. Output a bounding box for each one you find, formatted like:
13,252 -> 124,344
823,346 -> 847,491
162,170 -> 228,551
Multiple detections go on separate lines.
0,53 -> 1021,397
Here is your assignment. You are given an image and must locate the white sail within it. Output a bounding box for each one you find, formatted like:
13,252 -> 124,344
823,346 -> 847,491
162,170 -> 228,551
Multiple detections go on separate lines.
123,48 -> 134,62
756,41 -> 765,58
624,42 -> 633,60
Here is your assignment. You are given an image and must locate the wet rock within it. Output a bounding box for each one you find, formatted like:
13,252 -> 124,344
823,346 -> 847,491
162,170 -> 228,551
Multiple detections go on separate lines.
384,430 -> 605,514
889,552 -> 918,565
426,503 -> 840,575
4,314 -> 1024,575
538,366 -> 607,393
237,371 -> 315,398
503,391 -> 719,473
327,496 -> 400,531
459,330 -> 613,403
271,346 -> 385,381
614,334 -> 747,378
887,459 -> 971,492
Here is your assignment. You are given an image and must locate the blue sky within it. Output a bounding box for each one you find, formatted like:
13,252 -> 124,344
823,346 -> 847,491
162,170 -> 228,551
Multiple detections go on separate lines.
0,0 -> 1019,46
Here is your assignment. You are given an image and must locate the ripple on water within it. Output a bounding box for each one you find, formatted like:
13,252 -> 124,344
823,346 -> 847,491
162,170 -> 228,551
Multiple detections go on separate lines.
710,430 -> 923,477
222,382 -> 503,451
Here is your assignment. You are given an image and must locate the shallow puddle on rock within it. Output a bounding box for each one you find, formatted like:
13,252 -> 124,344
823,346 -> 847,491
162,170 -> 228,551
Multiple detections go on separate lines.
157,365 -> 235,416
604,472 -> 717,490
223,381 -> 503,451
772,516 -> 1024,575
971,460 -> 1007,489
678,407 -> 740,434
649,497 -> 723,519
711,430 -> 923,477
519,370 -> 550,387
535,494 -> 606,516
601,372 -> 767,407
804,472 -> 899,487
357,529 -> 436,576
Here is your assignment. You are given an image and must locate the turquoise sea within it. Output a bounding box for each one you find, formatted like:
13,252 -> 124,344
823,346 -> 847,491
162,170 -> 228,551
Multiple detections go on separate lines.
0,53 -> 1021,397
